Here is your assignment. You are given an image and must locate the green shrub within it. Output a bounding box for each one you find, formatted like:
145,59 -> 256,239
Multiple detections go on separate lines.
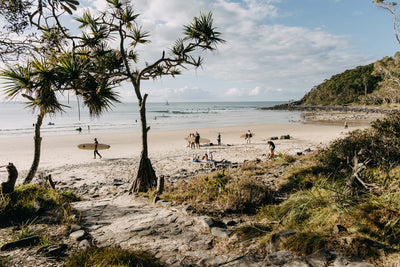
319,111 -> 400,185
63,247 -> 164,267
162,171 -> 275,215
0,184 -> 81,225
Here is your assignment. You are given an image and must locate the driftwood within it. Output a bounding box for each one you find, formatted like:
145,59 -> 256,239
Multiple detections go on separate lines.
0,235 -> 40,251
1,163 -> 18,194
156,175 -> 165,195
346,153 -> 377,195
38,173 -> 56,190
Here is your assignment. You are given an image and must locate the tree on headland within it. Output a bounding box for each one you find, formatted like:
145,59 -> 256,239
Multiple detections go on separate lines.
75,0 -> 224,192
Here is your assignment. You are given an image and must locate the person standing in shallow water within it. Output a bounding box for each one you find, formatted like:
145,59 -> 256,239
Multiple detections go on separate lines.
94,138 -> 102,159
217,132 -> 221,145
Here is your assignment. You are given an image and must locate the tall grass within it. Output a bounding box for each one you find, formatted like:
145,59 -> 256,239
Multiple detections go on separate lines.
0,184 -> 81,225
64,247 -> 164,267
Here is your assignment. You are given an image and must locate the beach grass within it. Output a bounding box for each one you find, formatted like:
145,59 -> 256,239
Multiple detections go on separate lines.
63,247 -> 164,267
0,184 -> 81,226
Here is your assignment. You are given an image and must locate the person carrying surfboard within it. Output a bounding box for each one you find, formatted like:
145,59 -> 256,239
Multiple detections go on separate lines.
245,130 -> 253,144
94,138 -> 102,159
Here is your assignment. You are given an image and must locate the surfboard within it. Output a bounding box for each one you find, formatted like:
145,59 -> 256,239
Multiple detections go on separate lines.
184,137 -> 211,143
240,133 -> 255,138
77,143 -> 111,150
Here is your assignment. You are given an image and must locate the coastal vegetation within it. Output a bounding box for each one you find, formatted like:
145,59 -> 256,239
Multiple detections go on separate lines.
64,247 -> 164,267
160,112 -> 400,264
0,183 -> 81,226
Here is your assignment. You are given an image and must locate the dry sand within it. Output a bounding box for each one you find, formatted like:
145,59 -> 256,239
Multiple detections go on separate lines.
0,122 -> 368,183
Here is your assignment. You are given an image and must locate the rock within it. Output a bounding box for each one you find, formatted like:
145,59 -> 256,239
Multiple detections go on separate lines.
79,239 -> 91,248
304,148 -> 312,152
211,227 -> 232,238
69,230 -> 86,241
282,259 -> 309,267
270,136 -> 279,140
280,135 -> 291,140
305,248 -> 336,267
267,250 -> 295,266
332,256 -> 375,267
1,235 -> 40,251
159,200 -> 172,207
195,216 -> 214,229
333,224 -> 347,234
37,244 -> 68,257
130,225 -> 151,232
182,204 -> 196,214
70,224 -> 81,232
223,218 -> 238,226
112,179 -> 124,186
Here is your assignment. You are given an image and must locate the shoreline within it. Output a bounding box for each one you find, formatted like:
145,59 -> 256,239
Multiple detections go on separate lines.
0,122 -> 368,178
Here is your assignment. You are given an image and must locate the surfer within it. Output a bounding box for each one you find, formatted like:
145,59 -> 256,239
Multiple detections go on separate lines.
93,138 -> 102,159
195,131 -> 200,149
245,130 -> 252,144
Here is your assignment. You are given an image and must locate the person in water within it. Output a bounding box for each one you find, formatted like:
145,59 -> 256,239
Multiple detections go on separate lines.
94,138 -> 102,159
217,132 -> 221,146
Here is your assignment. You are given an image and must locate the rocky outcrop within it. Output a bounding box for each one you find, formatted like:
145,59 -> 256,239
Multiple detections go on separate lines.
262,104 -> 395,114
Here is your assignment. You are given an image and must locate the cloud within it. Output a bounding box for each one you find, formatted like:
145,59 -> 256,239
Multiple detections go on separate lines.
74,0 -> 373,101
225,88 -> 243,97
249,86 -> 261,96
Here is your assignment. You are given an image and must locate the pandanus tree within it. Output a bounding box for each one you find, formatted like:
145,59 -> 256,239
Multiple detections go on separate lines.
1,53 -> 120,184
76,0 -> 225,192
1,59 -> 64,183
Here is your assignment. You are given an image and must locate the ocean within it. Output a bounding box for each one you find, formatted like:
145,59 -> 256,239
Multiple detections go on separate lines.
0,101 -> 303,138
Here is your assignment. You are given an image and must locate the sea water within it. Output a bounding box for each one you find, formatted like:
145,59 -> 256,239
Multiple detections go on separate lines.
0,101 -> 303,138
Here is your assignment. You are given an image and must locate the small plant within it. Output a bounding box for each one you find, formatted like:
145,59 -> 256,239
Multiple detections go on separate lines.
12,218 -> 37,241
63,247 -> 164,267
235,223 -> 271,242
0,256 -> 8,267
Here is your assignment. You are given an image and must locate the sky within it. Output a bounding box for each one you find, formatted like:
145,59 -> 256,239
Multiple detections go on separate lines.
9,0 -> 400,103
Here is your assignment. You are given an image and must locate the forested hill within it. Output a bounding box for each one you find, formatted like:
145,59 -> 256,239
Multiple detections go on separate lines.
296,52 -> 400,106
298,63 -> 381,106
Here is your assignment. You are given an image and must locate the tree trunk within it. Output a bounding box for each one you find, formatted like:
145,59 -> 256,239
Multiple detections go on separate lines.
130,94 -> 157,192
24,112 -> 44,184
1,163 -> 18,194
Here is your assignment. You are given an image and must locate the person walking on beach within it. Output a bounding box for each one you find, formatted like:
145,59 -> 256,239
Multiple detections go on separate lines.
267,141 -> 275,159
195,131 -> 200,149
344,121 -> 348,129
245,130 -> 252,144
93,138 -> 102,159
217,132 -> 221,146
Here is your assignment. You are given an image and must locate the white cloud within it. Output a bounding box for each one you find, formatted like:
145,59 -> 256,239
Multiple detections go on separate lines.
249,86 -> 261,96
225,88 -> 243,97
74,0 -> 373,101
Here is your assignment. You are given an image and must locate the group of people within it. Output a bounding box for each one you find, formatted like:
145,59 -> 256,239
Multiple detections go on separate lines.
188,131 -> 201,149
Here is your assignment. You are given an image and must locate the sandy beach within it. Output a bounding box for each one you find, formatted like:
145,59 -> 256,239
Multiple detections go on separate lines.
0,122 -> 367,183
